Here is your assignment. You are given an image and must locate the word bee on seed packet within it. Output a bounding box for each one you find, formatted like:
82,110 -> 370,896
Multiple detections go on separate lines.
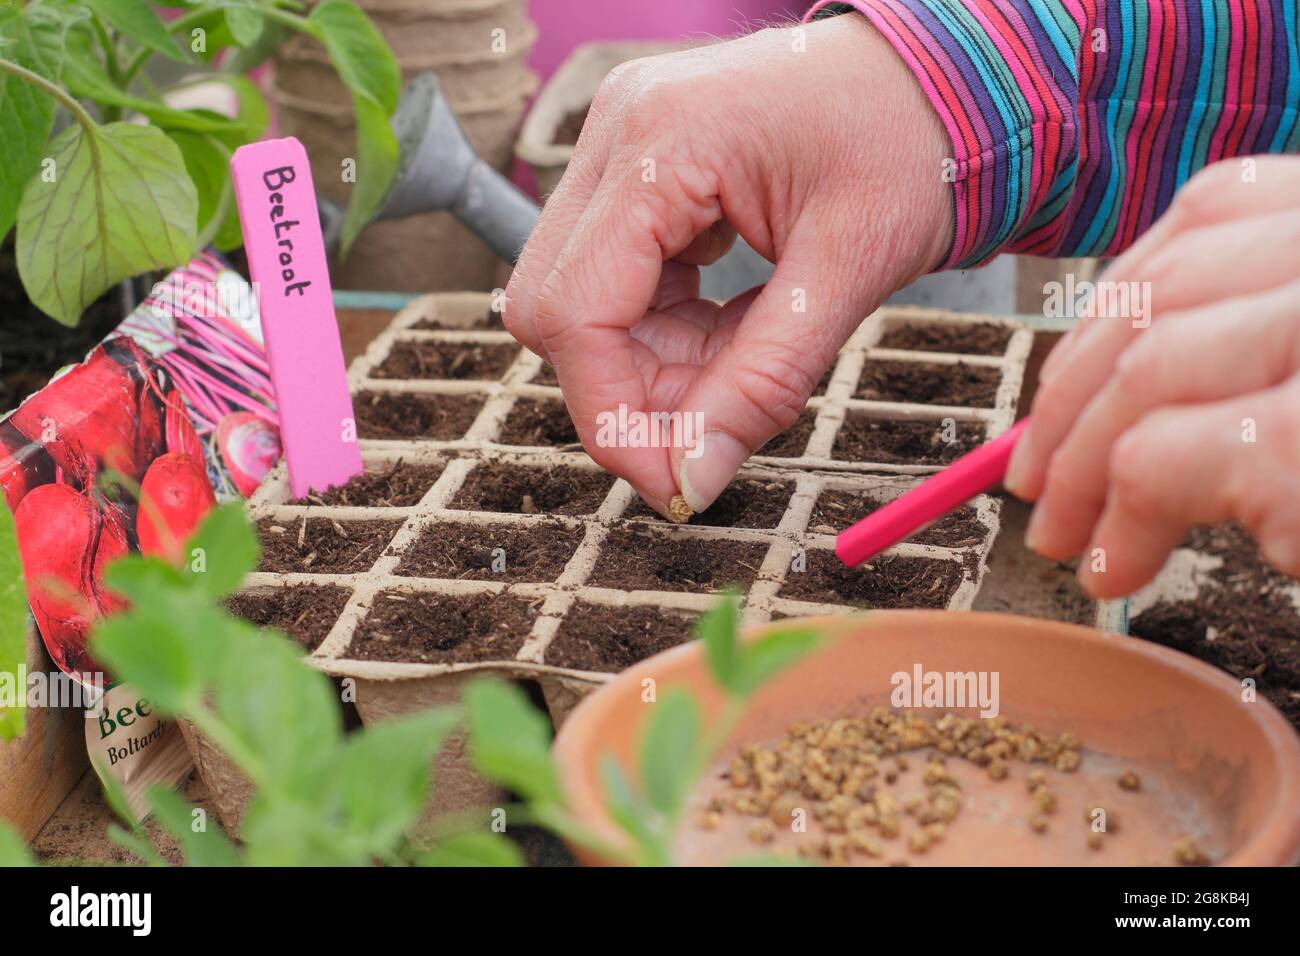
0,252 -> 280,819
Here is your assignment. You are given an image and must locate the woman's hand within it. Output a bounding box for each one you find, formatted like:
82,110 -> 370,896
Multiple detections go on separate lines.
1006,157 -> 1300,596
504,15 -> 951,518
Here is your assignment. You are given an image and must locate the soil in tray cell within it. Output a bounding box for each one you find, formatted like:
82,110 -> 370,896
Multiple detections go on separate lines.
780,551 -> 963,609
498,397 -> 579,446
394,519 -> 584,583
532,362 -> 559,386
413,306 -> 503,331
759,410 -> 818,458
227,585 -> 349,651
555,104 -> 591,146
371,341 -> 518,381
354,392 -> 485,441
587,526 -> 767,593
290,459 -> 444,508
347,591 -> 536,664
877,321 -> 1012,356
451,463 -> 614,516
257,518 -> 402,574
624,478 -> 794,530
856,359 -> 1001,408
832,414 -> 984,465
544,603 -> 699,673
1130,523 -> 1300,730
810,489 -> 985,548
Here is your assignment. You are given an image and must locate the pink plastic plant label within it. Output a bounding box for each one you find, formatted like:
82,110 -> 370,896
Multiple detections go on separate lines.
231,137 -> 362,498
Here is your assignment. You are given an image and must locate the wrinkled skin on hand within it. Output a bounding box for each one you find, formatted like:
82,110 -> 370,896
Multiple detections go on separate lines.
504,16 -> 952,519
1006,156 -> 1300,596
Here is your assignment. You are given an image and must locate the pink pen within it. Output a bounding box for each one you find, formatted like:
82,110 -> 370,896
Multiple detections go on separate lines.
836,417 -> 1031,568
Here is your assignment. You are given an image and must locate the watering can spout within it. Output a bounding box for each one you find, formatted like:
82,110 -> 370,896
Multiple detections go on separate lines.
318,73 -> 540,266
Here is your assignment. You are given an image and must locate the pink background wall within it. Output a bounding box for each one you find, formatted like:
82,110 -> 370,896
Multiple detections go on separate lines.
526,0 -> 808,81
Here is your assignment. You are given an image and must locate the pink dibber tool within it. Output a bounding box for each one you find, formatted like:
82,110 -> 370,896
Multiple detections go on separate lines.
231,137 -> 362,499
836,418 -> 1032,568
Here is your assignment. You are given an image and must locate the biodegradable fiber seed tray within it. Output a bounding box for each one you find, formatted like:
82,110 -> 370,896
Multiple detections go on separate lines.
211,294 -> 1031,828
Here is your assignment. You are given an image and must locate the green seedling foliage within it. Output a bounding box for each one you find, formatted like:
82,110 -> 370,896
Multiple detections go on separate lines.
0,0 -> 400,324
0,503 -> 30,739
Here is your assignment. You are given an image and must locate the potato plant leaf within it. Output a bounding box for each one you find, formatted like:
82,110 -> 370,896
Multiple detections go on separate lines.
0,0 -> 86,241
83,0 -> 187,63
223,5 -> 263,47
16,121 -> 197,325
0,505 -> 29,740
308,0 -> 401,254
697,591 -> 740,693
733,626 -> 823,696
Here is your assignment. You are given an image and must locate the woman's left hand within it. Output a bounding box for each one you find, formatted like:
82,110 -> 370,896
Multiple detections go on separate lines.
1005,156 -> 1300,597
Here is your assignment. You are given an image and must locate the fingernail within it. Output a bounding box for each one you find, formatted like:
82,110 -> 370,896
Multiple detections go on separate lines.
679,431 -> 750,514
1024,506 -> 1045,553
1004,437 -> 1031,497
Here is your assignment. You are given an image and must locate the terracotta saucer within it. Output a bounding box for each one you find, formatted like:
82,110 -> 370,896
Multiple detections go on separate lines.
553,611 -> 1300,866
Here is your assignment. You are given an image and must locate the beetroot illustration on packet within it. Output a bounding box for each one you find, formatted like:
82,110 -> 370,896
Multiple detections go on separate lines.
0,252 -> 281,685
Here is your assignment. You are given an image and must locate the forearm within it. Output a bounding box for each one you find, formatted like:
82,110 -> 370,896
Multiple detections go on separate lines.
811,0 -> 1300,267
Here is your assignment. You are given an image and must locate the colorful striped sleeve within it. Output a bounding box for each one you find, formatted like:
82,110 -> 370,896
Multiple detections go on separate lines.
808,0 -> 1300,269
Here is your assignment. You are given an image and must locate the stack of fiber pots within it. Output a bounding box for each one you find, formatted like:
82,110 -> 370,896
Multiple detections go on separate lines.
273,0 -> 537,291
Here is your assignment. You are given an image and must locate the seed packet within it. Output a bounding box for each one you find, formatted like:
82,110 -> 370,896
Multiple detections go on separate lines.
0,251 -> 279,820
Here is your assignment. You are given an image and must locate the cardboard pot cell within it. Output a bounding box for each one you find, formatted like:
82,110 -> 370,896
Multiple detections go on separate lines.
553,611 -> 1300,866
174,717 -> 252,835
517,40 -> 693,197
235,293 -> 1035,819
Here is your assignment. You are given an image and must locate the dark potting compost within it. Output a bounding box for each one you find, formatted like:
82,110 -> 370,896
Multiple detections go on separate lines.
857,360 -> 1001,407
412,306 -> 503,331
760,410 -> 818,458
499,397 -> 580,446
780,552 -> 963,609
451,463 -> 614,516
533,362 -> 560,386
832,415 -> 984,465
256,518 -> 402,574
877,321 -> 1012,356
371,341 -> 519,381
354,392 -> 485,440
290,459 -> 445,508
1131,524 -> 1300,729
226,585 -> 350,651
587,526 -> 767,593
810,489 -> 984,548
555,104 -> 592,145
625,478 -> 794,529
544,603 -> 699,672
347,591 -> 536,664
394,519 -> 584,582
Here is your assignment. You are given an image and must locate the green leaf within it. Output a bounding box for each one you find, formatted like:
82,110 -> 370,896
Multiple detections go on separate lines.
338,93 -> 399,255
332,709 -> 457,853
420,831 -> 523,867
169,130 -> 239,252
100,554 -> 185,605
91,604 -> 213,715
308,0 -> 399,113
224,5 -> 262,47
146,785 -> 241,867
599,755 -> 668,865
0,822 -> 33,866
308,0 -> 401,254
181,503 -> 259,600
734,626 -> 823,696
638,689 -> 699,816
62,34 -> 256,136
210,622 -> 341,795
0,505 -> 29,740
225,19 -> 285,74
83,0 -> 187,63
15,121 -> 197,325
106,824 -> 167,866
0,0 -> 87,241
464,679 -> 562,805
697,592 -> 740,693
